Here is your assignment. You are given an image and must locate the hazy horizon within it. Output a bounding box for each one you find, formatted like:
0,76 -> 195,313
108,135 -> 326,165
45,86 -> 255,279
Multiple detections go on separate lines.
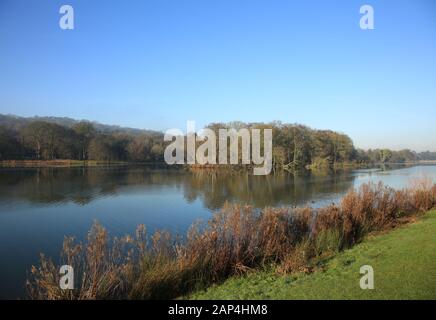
1,0 -> 435,151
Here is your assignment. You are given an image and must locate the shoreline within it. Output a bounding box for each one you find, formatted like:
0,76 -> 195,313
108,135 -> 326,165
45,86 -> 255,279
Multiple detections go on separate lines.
0,159 -> 150,168
0,159 -> 430,170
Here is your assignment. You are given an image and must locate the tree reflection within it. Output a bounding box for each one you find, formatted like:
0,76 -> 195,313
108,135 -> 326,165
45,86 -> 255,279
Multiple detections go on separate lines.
0,166 -> 356,210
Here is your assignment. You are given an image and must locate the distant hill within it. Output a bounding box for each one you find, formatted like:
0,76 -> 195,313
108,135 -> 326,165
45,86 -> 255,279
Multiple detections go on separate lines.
0,114 -> 162,136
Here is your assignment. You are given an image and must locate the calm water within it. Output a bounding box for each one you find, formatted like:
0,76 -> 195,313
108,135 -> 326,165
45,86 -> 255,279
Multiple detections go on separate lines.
0,164 -> 435,299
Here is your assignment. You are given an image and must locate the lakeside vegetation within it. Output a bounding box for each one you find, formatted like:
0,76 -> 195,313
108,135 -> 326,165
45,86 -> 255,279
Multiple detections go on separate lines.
0,159 -> 130,168
26,179 -> 435,299
191,209 -> 436,300
1,114 -> 435,171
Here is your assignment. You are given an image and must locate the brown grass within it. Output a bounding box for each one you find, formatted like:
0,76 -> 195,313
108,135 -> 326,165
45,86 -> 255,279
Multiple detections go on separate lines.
26,181 -> 436,300
0,160 -> 128,168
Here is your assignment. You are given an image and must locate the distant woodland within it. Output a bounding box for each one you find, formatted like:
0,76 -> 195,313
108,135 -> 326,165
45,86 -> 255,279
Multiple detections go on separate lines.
0,114 -> 434,170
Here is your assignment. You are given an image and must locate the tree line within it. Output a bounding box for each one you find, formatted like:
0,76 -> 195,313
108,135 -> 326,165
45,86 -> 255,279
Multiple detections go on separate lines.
0,117 -> 433,168
0,121 -> 164,162
206,121 -> 426,170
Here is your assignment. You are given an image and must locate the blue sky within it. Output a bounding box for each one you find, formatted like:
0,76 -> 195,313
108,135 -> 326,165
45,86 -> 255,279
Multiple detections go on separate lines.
0,0 -> 435,151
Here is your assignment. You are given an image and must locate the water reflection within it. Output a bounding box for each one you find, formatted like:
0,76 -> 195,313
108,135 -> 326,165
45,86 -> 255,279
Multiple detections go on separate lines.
0,166 -> 359,210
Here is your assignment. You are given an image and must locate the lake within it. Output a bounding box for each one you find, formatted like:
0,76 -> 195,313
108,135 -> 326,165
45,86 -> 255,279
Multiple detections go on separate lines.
0,164 -> 435,299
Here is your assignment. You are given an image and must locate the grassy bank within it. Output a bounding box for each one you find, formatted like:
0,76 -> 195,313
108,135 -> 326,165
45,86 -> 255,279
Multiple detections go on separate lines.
0,159 -> 128,168
27,181 -> 435,300
191,210 -> 436,299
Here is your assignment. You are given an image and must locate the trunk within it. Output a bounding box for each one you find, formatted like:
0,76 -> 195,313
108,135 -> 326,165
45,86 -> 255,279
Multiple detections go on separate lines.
36,141 -> 41,160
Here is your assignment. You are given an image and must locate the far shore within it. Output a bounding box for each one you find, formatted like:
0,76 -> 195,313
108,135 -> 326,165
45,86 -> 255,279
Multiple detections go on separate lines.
417,160 -> 436,164
0,159 -> 434,169
0,159 -> 130,168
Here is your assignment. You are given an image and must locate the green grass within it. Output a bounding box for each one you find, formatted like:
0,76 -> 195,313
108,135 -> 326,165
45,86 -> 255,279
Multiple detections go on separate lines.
190,210 -> 436,300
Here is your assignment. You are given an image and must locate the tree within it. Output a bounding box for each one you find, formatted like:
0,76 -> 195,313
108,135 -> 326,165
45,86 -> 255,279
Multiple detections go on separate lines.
274,124 -> 312,170
331,132 -> 355,163
151,144 -> 164,161
72,122 -> 95,160
312,130 -> 334,165
21,122 -> 78,160
379,149 -> 392,163
22,121 -> 50,159
0,126 -> 20,159
88,135 -> 117,161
